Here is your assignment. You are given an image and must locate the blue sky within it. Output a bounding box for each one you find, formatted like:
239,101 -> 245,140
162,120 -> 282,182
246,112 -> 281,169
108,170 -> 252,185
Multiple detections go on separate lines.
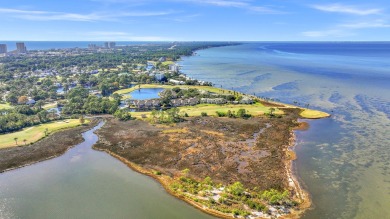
0,0 -> 389,41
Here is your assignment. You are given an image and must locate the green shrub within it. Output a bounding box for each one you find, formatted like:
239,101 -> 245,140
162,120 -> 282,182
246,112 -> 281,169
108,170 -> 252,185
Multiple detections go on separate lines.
227,182 -> 245,196
261,189 -> 289,205
215,111 -> 226,117
114,109 -> 132,121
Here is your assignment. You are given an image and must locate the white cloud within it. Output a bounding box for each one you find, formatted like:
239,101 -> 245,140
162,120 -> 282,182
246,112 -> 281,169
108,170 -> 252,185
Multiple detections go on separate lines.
167,13 -> 201,22
304,4 -> 389,38
340,20 -> 390,29
173,0 -> 283,14
87,31 -> 129,36
198,0 -> 247,7
0,7 -> 175,22
311,4 -> 382,15
303,19 -> 390,38
0,8 -> 48,14
302,29 -> 352,38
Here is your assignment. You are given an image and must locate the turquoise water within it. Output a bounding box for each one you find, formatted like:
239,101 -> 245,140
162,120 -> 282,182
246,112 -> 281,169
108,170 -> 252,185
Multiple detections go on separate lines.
129,88 -> 164,100
179,43 -> 390,219
0,122 -> 214,219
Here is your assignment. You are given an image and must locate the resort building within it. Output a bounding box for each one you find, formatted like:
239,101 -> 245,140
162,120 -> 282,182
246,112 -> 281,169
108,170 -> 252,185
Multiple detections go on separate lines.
16,42 -> 27,53
154,73 -> 166,81
169,64 -> 179,73
109,42 -> 116,48
0,44 -> 7,53
104,42 -> 116,49
200,98 -> 227,104
88,44 -> 97,49
169,79 -> 185,85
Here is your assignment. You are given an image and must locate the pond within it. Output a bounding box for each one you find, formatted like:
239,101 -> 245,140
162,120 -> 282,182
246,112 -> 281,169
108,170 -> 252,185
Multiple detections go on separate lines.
128,88 -> 164,100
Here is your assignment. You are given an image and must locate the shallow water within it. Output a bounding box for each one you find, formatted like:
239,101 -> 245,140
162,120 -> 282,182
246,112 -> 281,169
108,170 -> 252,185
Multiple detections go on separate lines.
0,122 -> 214,219
179,43 -> 390,219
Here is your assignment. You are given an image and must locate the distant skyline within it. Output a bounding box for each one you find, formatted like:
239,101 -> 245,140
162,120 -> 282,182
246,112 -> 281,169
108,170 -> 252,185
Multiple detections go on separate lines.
1,0 -> 389,41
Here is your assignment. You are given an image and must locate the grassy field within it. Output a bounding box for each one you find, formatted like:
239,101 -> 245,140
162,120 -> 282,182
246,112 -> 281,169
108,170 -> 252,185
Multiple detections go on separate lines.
131,103 -> 282,119
0,103 -> 12,110
0,119 -> 87,149
42,102 -> 57,110
178,103 -> 281,117
115,84 -> 330,119
300,109 -> 330,119
161,61 -> 175,66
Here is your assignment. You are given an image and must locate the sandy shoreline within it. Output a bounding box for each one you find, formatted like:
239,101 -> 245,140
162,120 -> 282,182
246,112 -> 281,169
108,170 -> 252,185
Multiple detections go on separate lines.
283,125 -> 312,218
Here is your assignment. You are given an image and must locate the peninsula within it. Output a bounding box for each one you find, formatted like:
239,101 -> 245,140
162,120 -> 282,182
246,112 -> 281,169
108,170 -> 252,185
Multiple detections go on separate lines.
0,42 -> 329,218
95,84 -> 327,218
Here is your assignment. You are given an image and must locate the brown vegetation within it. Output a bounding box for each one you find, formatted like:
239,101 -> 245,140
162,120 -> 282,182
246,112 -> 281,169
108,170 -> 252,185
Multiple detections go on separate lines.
94,109 -> 302,191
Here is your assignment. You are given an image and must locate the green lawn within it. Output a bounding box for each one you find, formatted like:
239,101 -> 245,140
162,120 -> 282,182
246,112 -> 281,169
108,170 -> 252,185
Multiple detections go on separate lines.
300,109 -> 330,119
161,61 -> 175,66
115,84 -> 329,119
42,102 -> 57,110
0,103 -> 12,110
0,119 -> 87,149
178,103 -> 281,117
130,103 -> 282,119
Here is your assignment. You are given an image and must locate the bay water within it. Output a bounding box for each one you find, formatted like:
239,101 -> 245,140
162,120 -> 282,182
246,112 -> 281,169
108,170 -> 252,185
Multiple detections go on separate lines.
0,122 -> 214,219
0,42 -> 389,219
179,42 -> 390,219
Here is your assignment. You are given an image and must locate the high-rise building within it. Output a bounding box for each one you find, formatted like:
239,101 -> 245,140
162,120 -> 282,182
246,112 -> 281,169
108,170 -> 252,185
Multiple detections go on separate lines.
0,44 -> 7,53
109,42 -> 116,48
104,42 -> 116,49
88,44 -> 97,49
16,42 -> 27,53
169,64 -> 179,73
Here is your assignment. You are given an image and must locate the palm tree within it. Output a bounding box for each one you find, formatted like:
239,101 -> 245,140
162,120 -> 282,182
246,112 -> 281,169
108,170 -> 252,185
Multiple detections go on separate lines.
269,108 -> 276,116
14,137 -> 18,145
79,115 -> 85,124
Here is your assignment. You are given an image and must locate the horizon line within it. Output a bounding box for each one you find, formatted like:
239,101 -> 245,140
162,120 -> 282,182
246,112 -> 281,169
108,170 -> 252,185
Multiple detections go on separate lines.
1,40 -> 390,42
